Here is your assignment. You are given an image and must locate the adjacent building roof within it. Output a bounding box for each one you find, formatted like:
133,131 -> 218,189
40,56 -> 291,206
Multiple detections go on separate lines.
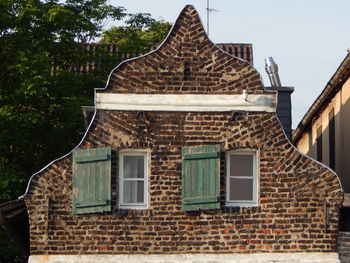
292,51 -> 350,143
215,43 -> 253,65
74,43 -> 253,75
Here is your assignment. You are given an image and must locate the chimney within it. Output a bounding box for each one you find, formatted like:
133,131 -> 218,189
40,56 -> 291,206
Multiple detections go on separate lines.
264,57 -> 294,140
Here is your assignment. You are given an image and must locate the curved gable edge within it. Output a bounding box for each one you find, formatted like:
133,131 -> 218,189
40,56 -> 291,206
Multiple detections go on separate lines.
99,5 -> 265,95
275,111 -> 343,199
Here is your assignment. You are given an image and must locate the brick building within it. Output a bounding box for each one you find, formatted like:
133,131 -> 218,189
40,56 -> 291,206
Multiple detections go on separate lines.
24,5 -> 343,263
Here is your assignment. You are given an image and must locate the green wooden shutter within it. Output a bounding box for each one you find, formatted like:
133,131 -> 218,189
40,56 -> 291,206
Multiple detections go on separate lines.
72,147 -> 111,214
182,145 -> 220,211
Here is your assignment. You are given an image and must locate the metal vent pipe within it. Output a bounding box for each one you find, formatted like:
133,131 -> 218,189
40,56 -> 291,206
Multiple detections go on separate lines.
265,57 -> 282,87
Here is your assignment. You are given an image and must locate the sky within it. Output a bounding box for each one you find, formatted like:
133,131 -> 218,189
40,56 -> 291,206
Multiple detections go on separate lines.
109,0 -> 350,128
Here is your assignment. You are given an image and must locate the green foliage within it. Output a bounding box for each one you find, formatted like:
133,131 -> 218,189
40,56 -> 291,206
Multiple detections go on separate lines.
100,13 -> 172,55
0,1 -> 171,261
0,1 -> 124,261
0,0 -> 125,204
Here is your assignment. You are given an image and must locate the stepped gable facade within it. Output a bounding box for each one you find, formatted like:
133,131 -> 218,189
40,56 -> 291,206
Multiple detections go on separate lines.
25,5 -> 343,263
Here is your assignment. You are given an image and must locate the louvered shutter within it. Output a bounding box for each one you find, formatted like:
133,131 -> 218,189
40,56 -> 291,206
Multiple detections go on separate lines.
72,147 -> 111,214
182,145 -> 220,211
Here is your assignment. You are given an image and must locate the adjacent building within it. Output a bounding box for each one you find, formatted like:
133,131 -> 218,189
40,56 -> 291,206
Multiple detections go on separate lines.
292,50 -> 350,263
293,52 -> 350,193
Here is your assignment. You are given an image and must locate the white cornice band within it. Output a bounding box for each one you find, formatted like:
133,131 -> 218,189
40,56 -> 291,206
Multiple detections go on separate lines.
95,93 -> 276,112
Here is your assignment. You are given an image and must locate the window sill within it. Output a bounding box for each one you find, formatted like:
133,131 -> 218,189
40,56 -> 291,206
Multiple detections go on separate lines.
225,202 -> 258,207
119,205 -> 149,210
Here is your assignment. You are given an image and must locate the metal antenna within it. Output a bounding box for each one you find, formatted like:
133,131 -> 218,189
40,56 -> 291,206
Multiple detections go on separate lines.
206,0 -> 218,36
207,0 -> 210,36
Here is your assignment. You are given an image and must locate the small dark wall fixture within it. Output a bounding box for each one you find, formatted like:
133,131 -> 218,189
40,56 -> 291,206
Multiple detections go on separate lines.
183,62 -> 191,81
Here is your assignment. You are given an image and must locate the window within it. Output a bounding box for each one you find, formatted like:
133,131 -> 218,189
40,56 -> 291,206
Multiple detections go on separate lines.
329,109 -> 335,170
72,147 -> 111,214
316,126 -> 322,162
119,151 -> 148,209
226,150 -> 258,206
308,127 -> 312,154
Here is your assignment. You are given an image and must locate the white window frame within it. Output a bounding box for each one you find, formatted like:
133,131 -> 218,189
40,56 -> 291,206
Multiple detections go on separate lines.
226,150 -> 258,207
119,150 -> 148,209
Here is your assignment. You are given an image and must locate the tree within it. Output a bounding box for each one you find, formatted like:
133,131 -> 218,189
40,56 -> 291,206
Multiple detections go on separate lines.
1,1 -> 171,261
0,0 -> 125,202
100,13 -> 172,55
0,0 -> 124,262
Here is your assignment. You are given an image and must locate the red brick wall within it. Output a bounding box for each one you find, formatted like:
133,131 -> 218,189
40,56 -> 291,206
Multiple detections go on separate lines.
25,5 -> 343,255
25,110 -> 342,254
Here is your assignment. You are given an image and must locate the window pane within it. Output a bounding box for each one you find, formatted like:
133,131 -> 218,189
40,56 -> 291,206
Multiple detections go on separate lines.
123,181 -> 144,203
123,155 -> 144,178
137,181 -> 144,203
230,155 -> 253,177
229,178 -> 253,201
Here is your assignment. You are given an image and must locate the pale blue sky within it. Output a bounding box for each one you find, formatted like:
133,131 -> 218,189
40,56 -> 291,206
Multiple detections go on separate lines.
109,0 -> 350,128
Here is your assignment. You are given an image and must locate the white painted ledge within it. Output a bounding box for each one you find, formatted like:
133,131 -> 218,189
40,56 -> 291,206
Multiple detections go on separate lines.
29,253 -> 340,263
95,94 -> 276,112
